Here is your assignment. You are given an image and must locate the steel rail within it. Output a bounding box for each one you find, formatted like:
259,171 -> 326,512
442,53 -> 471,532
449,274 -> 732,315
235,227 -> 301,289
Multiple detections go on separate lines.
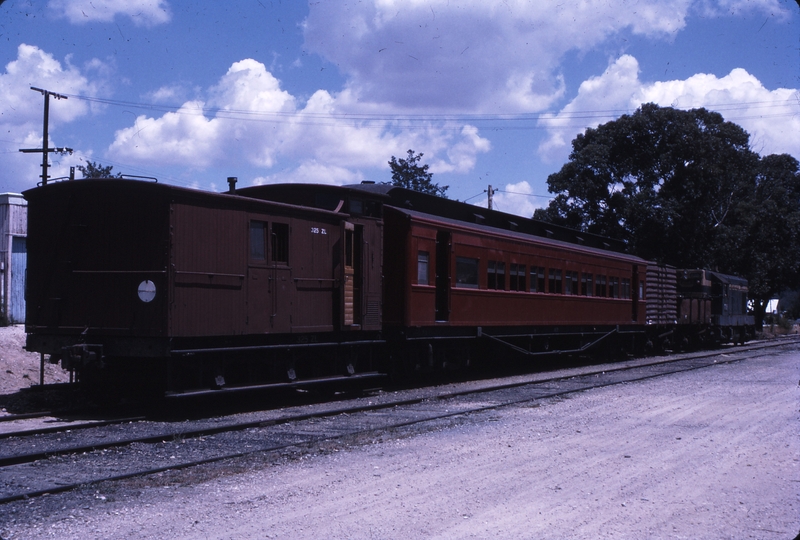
1,339 -> 795,505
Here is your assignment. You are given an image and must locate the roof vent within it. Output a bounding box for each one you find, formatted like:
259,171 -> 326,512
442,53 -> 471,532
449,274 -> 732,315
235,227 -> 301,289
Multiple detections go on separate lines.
227,177 -> 237,193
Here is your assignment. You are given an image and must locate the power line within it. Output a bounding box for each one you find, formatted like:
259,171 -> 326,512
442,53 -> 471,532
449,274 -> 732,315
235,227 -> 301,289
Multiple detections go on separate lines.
59,92 -> 799,129
496,188 -> 552,199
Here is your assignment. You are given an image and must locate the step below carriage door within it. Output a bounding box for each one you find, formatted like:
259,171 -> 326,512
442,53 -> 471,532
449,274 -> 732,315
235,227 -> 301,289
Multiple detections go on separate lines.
341,221 -> 362,327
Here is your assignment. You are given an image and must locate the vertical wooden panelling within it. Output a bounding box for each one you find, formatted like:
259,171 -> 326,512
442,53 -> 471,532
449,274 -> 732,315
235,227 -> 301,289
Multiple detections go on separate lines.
170,203 -> 247,337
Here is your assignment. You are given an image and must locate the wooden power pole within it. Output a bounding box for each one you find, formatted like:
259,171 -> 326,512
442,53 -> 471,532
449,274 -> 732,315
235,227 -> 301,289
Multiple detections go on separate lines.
19,87 -> 73,185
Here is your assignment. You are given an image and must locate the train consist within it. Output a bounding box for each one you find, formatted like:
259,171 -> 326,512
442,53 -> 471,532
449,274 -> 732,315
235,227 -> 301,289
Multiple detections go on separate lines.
23,178 -> 754,393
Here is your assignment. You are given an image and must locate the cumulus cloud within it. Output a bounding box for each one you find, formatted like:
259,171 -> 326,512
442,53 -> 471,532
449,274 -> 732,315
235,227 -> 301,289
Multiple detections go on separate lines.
0,45 -> 102,189
538,55 -> 800,162
48,0 -> 171,26
303,0 -> 698,114
697,0 -> 792,18
107,58 -> 492,184
252,162 -> 367,187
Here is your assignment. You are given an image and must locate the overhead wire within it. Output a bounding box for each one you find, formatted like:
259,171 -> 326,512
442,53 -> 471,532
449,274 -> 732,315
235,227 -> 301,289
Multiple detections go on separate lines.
59,92 -> 800,131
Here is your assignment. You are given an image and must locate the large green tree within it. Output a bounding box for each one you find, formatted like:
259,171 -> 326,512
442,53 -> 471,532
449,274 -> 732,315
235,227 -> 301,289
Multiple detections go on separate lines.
722,153 -> 800,325
536,103 -> 800,328
535,103 -> 758,269
388,149 -> 448,197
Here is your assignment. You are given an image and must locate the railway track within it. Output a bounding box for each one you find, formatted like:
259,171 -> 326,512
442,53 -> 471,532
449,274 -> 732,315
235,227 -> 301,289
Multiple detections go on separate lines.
0,338 -> 796,505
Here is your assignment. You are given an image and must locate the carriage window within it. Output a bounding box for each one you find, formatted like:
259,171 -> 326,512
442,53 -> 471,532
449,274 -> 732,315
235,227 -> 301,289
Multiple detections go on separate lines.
609,277 -> 620,298
488,260 -> 505,290
565,271 -> 579,295
596,275 -> 607,297
271,222 -> 289,264
510,264 -> 526,292
417,251 -> 430,285
582,273 -> 593,296
530,266 -> 546,293
621,278 -> 631,299
455,257 -> 479,288
549,269 -> 563,294
250,221 -> 267,261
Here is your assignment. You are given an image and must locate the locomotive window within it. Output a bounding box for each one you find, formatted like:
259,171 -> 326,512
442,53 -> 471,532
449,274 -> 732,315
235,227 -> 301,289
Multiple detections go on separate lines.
530,266 -> 545,293
417,251 -> 430,285
271,222 -> 289,264
565,271 -> 579,295
510,264 -> 526,292
582,273 -> 593,296
609,277 -> 619,298
455,257 -> 479,289
488,260 -> 505,290
596,275 -> 607,297
250,221 -> 267,261
549,269 -> 563,294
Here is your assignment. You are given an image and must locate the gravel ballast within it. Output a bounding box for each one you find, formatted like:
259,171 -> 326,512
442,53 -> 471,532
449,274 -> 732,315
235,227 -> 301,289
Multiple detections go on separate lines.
1,346 -> 798,539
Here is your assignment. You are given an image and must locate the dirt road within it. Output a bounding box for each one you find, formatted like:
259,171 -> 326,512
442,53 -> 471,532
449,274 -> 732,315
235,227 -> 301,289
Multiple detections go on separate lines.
1,346 -> 798,539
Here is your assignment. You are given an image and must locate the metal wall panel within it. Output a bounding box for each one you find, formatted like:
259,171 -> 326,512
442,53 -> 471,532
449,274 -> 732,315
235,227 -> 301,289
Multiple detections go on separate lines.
9,236 -> 25,324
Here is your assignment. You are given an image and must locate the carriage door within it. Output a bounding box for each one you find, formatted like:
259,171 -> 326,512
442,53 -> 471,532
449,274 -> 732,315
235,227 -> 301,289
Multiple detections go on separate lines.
435,231 -> 451,322
342,222 -> 362,327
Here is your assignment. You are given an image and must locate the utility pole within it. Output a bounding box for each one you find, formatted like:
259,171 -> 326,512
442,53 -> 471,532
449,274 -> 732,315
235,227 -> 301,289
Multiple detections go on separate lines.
487,184 -> 494,210
18,87 -> 73,185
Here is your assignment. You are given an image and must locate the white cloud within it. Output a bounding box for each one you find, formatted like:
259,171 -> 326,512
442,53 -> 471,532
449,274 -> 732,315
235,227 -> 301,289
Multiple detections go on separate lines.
538,55 -> 800,161
0,45 -> 103,190
636,69 -> 800,157
697,0 -> 791,18
48,0 -> 171,26
108,58 -> 492,184
537,55 -> 643,161
303,0 -> 697,114
108,101 -> 221,167
252,162 -> 367,187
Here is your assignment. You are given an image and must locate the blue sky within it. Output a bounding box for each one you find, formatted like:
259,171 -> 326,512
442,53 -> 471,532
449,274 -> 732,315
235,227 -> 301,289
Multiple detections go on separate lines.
1,0 -> 798,217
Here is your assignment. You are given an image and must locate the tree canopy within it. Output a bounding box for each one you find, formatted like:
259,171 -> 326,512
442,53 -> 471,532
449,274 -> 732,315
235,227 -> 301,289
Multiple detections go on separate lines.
77,160 -> 122,178
388,149 -> 448,197
534,103 -> 800,325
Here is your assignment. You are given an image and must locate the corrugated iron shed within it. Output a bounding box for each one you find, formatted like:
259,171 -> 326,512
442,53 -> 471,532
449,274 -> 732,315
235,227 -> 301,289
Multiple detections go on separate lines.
0,193 -> 27,324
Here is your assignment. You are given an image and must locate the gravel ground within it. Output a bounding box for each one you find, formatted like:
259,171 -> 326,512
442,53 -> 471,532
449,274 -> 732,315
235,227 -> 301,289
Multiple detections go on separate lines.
0,326 -> 69,398
0,345 -> 797,539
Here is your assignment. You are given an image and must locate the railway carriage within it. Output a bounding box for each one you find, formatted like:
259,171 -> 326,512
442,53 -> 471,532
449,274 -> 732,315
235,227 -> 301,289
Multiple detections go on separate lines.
24,179 -> 384,391
23,178 -> 754,394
